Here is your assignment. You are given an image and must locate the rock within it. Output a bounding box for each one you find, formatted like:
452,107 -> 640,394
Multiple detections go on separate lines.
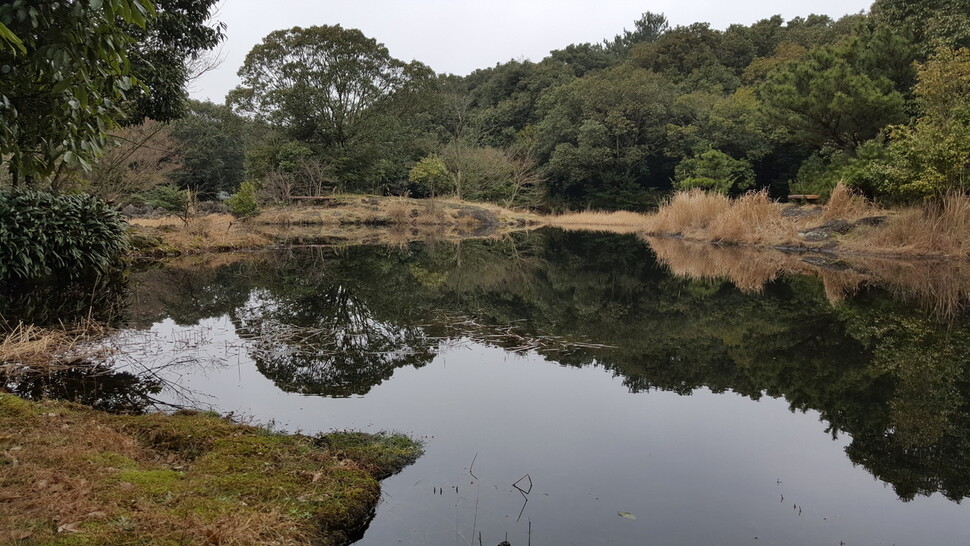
798,219 -> 855,241
799,230 -> 831,242
781,205 -> 823,219
454,206 -> 499,227
812,220 -> 854,234
854,215 -> 888,227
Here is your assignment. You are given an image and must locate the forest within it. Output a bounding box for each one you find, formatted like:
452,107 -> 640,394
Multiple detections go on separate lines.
1,0 -> 967,219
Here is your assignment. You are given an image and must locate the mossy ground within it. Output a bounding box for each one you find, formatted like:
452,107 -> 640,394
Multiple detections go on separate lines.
0,394 -> 421,545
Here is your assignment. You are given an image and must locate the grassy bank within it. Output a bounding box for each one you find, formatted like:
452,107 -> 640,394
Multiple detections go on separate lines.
0,393 -> 421,545
549,185 -> 970,259
128,195 -> 540,255
127,188 -> 970,260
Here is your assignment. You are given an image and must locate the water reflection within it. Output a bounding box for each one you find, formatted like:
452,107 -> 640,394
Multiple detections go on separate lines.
114,229 -> 970,505
645,235 -> 970,318
236,288 -> 436,396
1,363 -> 162,413
6,228 -> 970,541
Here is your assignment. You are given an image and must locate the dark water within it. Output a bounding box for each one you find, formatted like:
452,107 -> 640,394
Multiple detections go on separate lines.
6,229 -> 970,545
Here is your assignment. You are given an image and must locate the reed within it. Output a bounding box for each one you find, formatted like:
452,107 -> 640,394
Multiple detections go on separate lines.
644,190 -> 801,246
822,183 -> 877,222
0,320 -> 112,372
544,210 -> 649,233
844,193 -> 970,257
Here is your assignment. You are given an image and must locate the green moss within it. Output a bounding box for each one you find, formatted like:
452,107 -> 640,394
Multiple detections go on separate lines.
117,469 -> 182,496
86,451 -> 138,470
317,431 -> 424,479
0,392 -> 39,417
0,397 -> 422,545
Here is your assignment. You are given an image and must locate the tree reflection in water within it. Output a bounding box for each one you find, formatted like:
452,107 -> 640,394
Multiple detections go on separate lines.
113,229 -> 970,502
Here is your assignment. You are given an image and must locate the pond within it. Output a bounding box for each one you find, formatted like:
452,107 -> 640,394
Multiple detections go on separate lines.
5,228 -> 970,545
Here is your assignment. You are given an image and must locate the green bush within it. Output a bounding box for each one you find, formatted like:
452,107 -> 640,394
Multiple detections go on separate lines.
226,182 -> 260,217
0,190 -> 129,280
674,150 -> 755,195
137,184 -> 191,215
408,156 -> 453,198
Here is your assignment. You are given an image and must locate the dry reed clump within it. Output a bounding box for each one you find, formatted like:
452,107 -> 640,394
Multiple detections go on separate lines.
845,193 -> 970,258
644,189 -> 732,235
130,213 -> 273,253
386,198 -> 412,225
0,320 -> 112,373
823,182 -> 878,222
706,191 -> 799,245
644,190 -> 800,246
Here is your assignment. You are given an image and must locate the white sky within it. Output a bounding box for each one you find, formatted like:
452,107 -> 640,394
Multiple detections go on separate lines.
189,0 -> 876,104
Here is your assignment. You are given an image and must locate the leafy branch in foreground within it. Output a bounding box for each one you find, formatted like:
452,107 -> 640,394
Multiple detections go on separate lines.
0,0 -> 154,185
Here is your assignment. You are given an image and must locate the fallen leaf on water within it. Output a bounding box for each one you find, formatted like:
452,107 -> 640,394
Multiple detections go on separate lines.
618,511 -> 637,520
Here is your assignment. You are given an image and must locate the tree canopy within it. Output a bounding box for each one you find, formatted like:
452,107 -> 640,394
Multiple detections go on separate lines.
4,0 -> 966,208
228,25 -> 431,149
0,0 -> 154,185
0,0 -> 223,187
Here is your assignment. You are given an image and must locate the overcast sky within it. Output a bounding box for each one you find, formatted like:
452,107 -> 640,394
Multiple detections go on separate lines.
189,0 -> 876,104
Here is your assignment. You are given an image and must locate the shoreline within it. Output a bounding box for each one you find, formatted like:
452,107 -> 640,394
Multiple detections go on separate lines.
127,191 -> 970,263
0,393 -> 421,545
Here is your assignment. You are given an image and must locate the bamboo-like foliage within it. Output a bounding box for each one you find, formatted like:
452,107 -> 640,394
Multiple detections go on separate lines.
0,190 -> 129,280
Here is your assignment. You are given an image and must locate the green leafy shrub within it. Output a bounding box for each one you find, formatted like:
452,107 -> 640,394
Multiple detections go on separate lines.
674,150 -> 755,194
408,156 -> 453,198
226,181 -> 260,217
137,184 -> 191,215
0,190 -> 129,280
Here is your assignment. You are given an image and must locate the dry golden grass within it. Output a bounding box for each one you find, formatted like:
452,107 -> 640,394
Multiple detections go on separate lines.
843,193 -> 970,258
129,213 -> 272,253
706,191 -> 801,245
255,194 -> 539,229
644,189 -> 732,234
822,183 -> 878,222
0,320 -> 112,372
643,190 -> 803,246
543,210 -> 649,233
640,185 -> 968,259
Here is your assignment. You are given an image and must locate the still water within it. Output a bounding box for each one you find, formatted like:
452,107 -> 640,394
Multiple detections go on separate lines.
7,228 -> 970,544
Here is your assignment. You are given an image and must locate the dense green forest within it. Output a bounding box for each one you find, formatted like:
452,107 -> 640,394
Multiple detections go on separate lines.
1,0 -> 968,212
